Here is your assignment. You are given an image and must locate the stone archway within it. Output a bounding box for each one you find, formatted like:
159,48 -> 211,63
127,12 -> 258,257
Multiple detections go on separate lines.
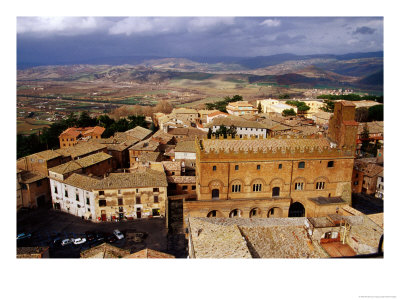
267,207 -> 283,218
249,207 -> 262,218
288,202 -> 305,217
229,209 -> 242,218
207,210 -> 224,218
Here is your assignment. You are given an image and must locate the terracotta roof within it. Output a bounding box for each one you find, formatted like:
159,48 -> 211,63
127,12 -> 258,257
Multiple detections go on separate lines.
33,150 -> 62,161
80,243 -> 130,258
201,137 -> 331,152
63,173 -> 101,190
97,132 -> 140,151
55,143 -> 107,159
226,101 -> 256,109
94,169 -> 168,189
270,123 -> 291,131
125,126 -> 153,141
167,176 -> 196,184
357,122 -> 384,135
208,111 -> 229,118
367,213 -> 384,229
59,126 -> 105,138
339,100 -> 356,107
151,130 -> 175,144
175,140 -> 196,153
162,161 -> 181,171
137,152 -> 162,162
129,139 -> 160,151
205,116 -> 270,129
49,152 -> 112,175
188,218 -> 252,258
19,170 -> 47,184
125,248 -> 175,258
172,108 -> 198,114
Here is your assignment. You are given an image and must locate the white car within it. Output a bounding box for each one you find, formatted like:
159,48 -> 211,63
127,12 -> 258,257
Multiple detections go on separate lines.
72,237 -> 86,245
113,229 -> 124,240
61,238 -> 73,246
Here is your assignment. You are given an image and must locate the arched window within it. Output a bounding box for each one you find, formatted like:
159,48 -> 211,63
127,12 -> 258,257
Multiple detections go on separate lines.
229,209 -> 241,218
231,184 -> 241,193
272,187 -> 280,197
253,183 -> 262,192
316,182 -> 325,190
294,182 -> 304,190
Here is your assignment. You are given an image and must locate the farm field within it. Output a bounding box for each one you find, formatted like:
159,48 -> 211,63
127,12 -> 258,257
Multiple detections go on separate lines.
17,118 -> 52,135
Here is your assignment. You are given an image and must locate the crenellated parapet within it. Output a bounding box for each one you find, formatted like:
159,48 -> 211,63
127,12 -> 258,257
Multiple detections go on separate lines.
195,135 -> 355,162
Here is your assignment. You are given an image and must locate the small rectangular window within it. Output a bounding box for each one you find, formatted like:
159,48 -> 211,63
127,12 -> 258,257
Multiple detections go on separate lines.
99,200 -> 106,207
136,196 -> 141,204
257,165 -> 261,170
65,190 -> 68,197
76,193 -> 79,201
99,191 -> 104,196
298,162 -> 305,169
278,164 -> 282,169
192,185 -> 196,190
327,161 -> 334,168
154,196 -> 159,203
235,165 -> 239,170
86,197 -> 90,205
118,198 -> 123,205
182,186 -> 188,190
212,166 -> 216,171
153,188 -> 159,192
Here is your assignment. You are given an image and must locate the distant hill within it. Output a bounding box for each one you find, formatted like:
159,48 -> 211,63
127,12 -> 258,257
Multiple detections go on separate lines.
358,69 -> 383,86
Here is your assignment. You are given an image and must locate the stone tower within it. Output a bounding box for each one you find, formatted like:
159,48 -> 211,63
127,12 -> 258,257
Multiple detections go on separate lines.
328,101 -> 358,150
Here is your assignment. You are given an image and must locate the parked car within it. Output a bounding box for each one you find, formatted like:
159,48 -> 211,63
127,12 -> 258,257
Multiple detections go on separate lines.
61,238 -> 73,246
85,231 -> 95,241
95,232 -> 105,242
113,229 -> 124,240
72,238 -> 87,245
106,235 -> 117,243
17,233 -> 32,240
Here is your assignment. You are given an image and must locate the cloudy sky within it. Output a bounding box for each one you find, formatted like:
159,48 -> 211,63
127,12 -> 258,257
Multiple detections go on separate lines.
17,17 -> 383,65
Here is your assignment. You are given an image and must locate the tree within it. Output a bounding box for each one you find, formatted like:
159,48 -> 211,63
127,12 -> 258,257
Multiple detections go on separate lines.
215,125 -> 228,138
279,94 -> 291,99
355,107 -> 369,122
360,124 -> 370,153
368,105 -> 383,121
320,100 -> 335,113
77,111 -> 97,127
282,108 -> 296,117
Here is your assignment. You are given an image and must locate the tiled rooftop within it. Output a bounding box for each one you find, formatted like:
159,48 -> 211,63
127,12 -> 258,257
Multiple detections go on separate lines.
33,150 -> 62,161
205,115 -> 271,129
94,169 -> 168,189
19,170 -> 47,184
80,243 -> 130,258
137,151 -> 162,162
125,248 -> 175,258
308,196 -> 346,205
129,139 -> 160,151
201,137 -> 331,152
49,152 -> 112,175
125,126 -> 153,141
167,176 -> 196,184
162,161 -> 181,171
63,173 -> 101,190
175,140 -> 196,153
55,142 -> 107,159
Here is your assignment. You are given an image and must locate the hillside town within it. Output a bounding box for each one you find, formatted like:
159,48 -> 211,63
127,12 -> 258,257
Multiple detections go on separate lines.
16,97 -> 384,259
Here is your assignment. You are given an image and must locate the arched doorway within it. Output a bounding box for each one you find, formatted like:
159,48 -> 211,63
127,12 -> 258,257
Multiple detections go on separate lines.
229,209 -> 242,218
249,208 -> 261,218
267,207 -> 283,218
211,189 -> 219,199
288,202 -> 305,217
207,210 -> 223,218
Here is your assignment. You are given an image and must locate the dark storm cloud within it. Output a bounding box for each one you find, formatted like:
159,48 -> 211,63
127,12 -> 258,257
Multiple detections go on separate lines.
17,17 -> 383,65
353,26 -> 376,35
